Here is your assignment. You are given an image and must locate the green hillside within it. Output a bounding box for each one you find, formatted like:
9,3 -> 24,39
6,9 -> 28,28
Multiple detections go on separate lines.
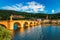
0,10 -> 60,20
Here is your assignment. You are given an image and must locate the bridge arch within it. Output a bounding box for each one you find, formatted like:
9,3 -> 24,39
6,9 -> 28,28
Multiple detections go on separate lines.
0,24 -> 7,28
23,22 -> 29,29
36,21 -> 39,25
34,22 -> 36,26
37,21 -> 40,25
13,22 -> 21,30
30,22 -> 33,27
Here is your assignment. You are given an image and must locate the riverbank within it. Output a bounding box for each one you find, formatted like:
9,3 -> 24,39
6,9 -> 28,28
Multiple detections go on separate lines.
41,19 -> 60,24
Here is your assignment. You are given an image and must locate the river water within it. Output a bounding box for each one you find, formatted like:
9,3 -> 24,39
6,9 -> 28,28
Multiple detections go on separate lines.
12,24 -> 60,40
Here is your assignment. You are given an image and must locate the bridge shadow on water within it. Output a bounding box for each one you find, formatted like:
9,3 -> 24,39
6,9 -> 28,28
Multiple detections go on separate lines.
12,24 -> 34,40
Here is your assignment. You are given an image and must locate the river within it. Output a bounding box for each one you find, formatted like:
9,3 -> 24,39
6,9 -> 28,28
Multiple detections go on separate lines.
11,24 -> 60,40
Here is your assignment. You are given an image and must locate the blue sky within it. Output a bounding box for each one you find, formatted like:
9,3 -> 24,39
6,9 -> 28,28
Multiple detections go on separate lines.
0,0 -> 60,14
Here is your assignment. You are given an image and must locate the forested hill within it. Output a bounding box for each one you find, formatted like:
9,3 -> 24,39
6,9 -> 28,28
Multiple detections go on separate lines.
0,10 -> 60,20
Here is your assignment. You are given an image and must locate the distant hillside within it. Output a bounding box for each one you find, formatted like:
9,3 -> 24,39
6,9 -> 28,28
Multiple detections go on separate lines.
0,10 -> 60,20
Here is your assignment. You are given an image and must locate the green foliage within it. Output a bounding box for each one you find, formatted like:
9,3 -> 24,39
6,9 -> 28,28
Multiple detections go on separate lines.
0,10 -> 60,20
0,25 -> 11,40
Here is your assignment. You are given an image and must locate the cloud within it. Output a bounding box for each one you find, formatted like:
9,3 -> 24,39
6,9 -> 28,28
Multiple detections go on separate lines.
52,10 -> 55,13
1,1 -> 45,13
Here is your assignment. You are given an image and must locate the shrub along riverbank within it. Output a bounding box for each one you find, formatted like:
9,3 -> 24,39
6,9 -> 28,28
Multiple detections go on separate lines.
0,25 -> 11,40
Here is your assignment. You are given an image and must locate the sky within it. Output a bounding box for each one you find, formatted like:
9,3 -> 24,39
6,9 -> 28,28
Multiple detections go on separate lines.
0,0 -> 60,14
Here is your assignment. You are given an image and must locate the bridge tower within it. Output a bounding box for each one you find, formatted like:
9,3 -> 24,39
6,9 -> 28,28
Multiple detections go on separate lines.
9,15 -> 13,30
46,15 -> 48,19
10,15 -> 13,21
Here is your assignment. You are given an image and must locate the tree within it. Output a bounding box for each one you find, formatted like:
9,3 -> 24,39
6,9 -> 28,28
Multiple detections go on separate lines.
0,25 -> 11,40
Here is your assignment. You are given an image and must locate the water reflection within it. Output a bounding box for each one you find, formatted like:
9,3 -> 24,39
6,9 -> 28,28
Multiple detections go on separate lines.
11,24 -> 60,40
41,24 -> 60,40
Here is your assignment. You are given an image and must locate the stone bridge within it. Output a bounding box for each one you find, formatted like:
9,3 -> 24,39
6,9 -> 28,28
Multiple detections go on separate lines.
0,15 -> 41,30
